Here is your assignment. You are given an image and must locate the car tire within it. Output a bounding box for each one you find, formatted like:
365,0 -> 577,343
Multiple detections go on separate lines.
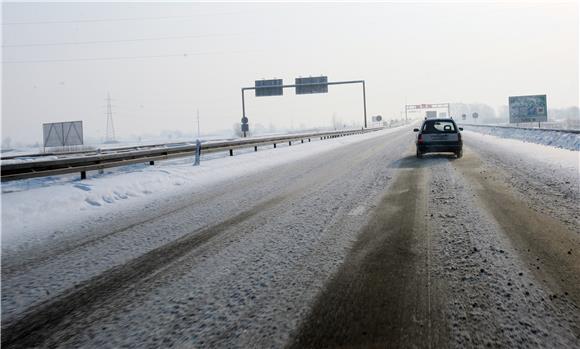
456,149 -> 463,158
416,149 -> 423,159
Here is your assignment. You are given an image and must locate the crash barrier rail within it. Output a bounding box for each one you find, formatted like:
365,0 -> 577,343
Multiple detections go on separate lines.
459,123 -> 580,134
1,128 -> 382,182
0,141 -> 209,160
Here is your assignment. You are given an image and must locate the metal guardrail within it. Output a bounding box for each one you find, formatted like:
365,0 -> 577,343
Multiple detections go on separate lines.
460,123 -> 580,134
1,128 -> 380,182
0,140 -> 213,161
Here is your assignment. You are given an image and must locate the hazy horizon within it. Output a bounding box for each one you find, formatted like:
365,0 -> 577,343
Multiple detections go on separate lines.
2,1 -> 578,145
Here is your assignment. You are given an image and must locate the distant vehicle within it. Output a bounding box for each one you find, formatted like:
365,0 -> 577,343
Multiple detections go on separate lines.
413,118 -> 463,158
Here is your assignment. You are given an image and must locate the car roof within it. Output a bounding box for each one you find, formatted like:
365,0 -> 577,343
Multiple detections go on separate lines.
423,118 -> 455,122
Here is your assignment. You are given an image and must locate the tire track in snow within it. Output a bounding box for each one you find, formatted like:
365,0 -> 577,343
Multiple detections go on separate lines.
2,129 -> 414,348
36,132 -> 412,348
427,154 -> 578,347
1,131 -> 409,324
1,195 -> 287,349
289,154 -> 449,348
452,150 -> 580,337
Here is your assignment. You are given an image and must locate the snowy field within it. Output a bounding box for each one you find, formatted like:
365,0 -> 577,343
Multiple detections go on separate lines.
1,127 -> 399,251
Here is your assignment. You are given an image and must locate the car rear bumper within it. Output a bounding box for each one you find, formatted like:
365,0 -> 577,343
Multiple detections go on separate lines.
417,142 -> 462,153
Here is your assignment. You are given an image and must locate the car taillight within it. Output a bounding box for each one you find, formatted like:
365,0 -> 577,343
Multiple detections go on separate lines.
457,132 -> 462,142
418,134 -> 423,143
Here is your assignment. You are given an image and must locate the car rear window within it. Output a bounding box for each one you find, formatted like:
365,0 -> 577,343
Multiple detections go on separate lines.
422,120 -> 457,133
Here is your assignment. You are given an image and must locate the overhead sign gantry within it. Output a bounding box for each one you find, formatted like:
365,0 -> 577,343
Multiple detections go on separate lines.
405,103 -> 451,121
240,76 -> 367,137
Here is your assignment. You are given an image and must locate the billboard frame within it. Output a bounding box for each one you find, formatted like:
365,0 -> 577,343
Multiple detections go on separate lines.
42,121 -> 84,149
508,94 -> 547,125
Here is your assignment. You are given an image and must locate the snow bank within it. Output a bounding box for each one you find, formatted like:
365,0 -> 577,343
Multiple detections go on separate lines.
463,130 -> 579,174
1,127 -> 403,248
462,125 -> 580,151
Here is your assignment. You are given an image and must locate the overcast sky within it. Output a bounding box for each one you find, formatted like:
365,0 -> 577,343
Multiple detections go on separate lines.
2,1 -> 578,144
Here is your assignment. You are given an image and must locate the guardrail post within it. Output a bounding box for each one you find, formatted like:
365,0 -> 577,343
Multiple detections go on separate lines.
97,148 -> 104,174
301,139 -> 304,143
80,171 -> 86,180
254,146 -> 258,152
274,143 -> 276,148
229,149 -> 233,156
149,161 -> 154,165
289,141 -> 292,146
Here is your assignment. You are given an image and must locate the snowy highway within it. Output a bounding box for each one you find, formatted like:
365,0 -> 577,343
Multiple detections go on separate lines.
1,127 -> 579,348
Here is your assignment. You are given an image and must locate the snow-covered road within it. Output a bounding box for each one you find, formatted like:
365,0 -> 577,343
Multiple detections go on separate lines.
1,127 -> 579,348
290,134 -> 579,348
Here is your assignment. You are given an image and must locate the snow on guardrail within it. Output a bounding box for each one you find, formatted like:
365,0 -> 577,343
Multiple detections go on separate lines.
460,124 -> 580,151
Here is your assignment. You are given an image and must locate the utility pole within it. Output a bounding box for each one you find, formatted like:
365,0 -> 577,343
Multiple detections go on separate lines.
196,109 -> 200,138
105,93 -> 116,143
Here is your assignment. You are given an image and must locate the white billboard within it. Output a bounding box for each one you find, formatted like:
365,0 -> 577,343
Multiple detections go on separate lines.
509,94 -> 547,123
43,121 -> 84,147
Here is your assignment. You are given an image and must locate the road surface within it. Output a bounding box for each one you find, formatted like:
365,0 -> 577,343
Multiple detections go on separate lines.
2,127 -> 579,348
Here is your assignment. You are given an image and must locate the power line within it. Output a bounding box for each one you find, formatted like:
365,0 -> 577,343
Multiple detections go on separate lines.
2,12 -> 242,25
4,53 -> 187,64
3,33 -> 237,48
2,49 -> 258,64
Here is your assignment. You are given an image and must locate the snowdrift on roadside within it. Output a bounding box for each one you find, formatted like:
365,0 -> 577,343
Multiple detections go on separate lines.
463,125 -> 579,151
1,127 -> 401,248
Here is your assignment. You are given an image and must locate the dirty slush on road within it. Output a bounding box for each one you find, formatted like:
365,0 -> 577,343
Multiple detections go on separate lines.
290,150 -> 579,348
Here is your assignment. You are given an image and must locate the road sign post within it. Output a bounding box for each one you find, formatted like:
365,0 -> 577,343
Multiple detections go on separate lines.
241,116 -> 249,137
